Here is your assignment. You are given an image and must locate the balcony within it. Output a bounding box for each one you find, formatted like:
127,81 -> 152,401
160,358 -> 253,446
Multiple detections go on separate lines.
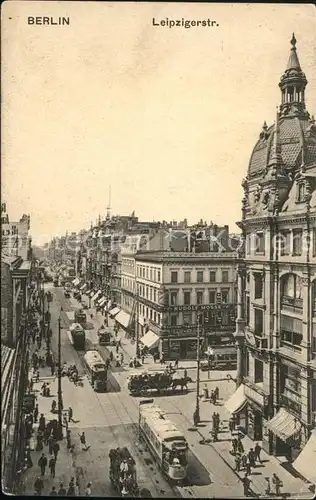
281,296 -> 303,315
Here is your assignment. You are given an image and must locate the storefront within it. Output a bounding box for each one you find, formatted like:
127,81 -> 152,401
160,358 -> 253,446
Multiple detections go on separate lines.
225,384 -> 248,432
244,384 -> 270,445
266,407 -> 302,460
160,336 -> 203,360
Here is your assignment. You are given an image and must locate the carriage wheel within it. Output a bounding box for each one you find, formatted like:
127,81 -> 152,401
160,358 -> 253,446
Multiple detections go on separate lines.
141,385 -> 151,397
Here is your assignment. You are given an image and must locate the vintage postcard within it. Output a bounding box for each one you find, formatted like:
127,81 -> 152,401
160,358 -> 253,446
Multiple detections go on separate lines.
1,1 -> 316,498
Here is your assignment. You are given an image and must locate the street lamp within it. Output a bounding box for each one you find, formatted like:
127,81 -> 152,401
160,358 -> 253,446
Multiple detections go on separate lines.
135,287 -> 140,359
56,312 -> 63,440
194,313 -> 202,425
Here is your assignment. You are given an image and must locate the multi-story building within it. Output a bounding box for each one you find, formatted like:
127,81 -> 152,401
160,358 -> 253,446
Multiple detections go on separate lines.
134,248 -> 238,359
226,35 -> 316,474
1,203 -> 32,261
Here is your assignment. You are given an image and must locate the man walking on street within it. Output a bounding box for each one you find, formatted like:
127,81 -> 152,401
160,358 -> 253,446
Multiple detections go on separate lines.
52,441 -> 60,460
38,453 -> 47,476
254,442 -> 262,463
68,406 -> 74,422
49,455 -> 56,478
241,473 -> 252,497
34,476 -> 44,496
34,404 -> 39,423
79,432 -> 90,451
58,483 -> 66,496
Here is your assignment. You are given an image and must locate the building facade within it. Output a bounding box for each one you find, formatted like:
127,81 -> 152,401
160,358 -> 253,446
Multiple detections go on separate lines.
135,250 -> 238,359
229,35 -> 316,464
1,203 -> 32,261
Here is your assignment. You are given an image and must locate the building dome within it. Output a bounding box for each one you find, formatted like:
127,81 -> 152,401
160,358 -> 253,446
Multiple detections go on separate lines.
248,34 -> 316,183
242,35 -> 316,218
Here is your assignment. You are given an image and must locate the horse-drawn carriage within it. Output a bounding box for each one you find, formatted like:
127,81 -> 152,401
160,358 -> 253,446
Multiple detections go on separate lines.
127,370 -> 192,397
109,447 -> 139,497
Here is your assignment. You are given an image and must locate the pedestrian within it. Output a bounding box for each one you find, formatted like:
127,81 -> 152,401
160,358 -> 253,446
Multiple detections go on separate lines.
174,358 -> 179,369
254,442 -> 262,463
49,455 -> 56,478
63,414 -> 69,429
245,456 -> 251,475
67,482 -> 75,496
116,343 -> 119,354
25,446 -> 33,467
34,404 -> 39,423
120,352 -> 124,365
44,426 -> 50,446
38,453 -> 47,476
116,354 -> 121,367
160,354 -> 165,365
202,384 -> 209,401
210,390 -> 215,404
228,417 -> 234,433
237,437 -> 244,454
212,412 -> 217,430
58,483 -> 67,496
36,431 -> 43,451
184,369 -> 187,379
241,453 -> 248,469
214,386 -> 219,400
193,409 -> 199,427
272,473 -> 283,496
79,431 -> 89,451
248,448 -> 256,468
51,363 -> 55,376
85,482 -> 92,496
35,370 -> 40,383
215,413 -> 220,431
36,335 -> 41,349
234,453 -> 241,472
68,406 -> 74,422
34,476 -> 44,496
265,476 -> 271,495
241,473 -> 252,497
51,400 -> 57,413
49,486 -> 57,496
109,350 -> 114,362
52,441 -> 60,460
38,414 -> 46,432
141,354 -> 145,364
231,438 -> 238,455
29,378 -> 34,392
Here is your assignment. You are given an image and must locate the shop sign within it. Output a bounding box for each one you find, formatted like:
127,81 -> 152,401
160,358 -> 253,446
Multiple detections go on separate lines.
164,304 -> 234,312
245,385 -> 267,407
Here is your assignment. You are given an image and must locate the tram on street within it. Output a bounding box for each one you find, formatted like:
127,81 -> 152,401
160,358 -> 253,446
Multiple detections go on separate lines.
74,308 -> 87,328
83,349 -> 107,392
97,326 -> 111,345
138,399 -> 188,483
68,323 -> 86,350
200,345 -> 237,371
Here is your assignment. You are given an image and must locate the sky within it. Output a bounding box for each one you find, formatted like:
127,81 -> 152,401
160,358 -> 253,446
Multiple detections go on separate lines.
2,1 -> 316,245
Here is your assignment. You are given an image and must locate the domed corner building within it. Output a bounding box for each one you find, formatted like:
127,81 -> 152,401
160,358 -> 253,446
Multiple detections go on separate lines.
225,34 -> 316,474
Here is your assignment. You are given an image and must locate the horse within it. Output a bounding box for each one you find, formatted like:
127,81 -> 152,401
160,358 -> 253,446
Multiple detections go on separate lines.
171,376 -> 193,392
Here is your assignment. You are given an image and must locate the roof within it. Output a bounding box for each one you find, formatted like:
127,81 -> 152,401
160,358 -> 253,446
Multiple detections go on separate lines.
140,404 -> 186,442
248,115 -> 316,179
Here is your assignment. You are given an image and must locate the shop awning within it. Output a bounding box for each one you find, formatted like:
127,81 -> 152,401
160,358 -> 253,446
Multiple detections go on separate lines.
109,307 -> 120,317
266,407 -> 301,442
92,290 -> 101,301
72,278 -> 80,286
115,310 -> 131,329
293,431 -> 316,483
104,300 -> 112,311
224,384 -> 247,414
98,297 -> 107,307
140,331 -> 160,349
80,283 -> 87,291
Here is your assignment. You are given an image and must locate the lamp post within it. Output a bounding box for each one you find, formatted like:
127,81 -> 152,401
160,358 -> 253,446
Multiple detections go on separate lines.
135,286 -> 140,359
56,314 -> 63,440
195,313 -> 202,425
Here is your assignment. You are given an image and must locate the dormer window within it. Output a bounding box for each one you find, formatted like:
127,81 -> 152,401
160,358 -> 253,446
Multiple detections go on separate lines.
296,182 -> 305,203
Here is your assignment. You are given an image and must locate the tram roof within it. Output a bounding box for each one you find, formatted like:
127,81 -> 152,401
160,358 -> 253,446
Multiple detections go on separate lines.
140,404 -> 186,442
84,350 -> 105,366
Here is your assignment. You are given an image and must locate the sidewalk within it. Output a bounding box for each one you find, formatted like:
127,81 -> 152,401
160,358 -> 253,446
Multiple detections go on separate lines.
193,396 -> 312,499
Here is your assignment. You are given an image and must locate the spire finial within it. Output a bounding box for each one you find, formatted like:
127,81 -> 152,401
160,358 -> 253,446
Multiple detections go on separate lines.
290,33 -> 297,48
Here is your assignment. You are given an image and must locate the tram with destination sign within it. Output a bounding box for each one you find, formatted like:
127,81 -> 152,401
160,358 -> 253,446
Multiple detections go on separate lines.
138,399 -> 188,483
83,350 -> 107,392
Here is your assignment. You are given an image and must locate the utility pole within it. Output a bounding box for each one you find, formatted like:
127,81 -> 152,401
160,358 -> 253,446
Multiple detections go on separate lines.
57,315 -> 63,440
136,285 -> 140,359
195,313 -> 201,424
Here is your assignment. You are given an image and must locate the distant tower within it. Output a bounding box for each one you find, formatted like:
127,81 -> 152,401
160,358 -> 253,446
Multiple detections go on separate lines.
106,185 -> 111,220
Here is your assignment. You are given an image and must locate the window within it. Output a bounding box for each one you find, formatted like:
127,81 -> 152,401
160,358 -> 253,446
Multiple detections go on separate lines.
221,310 -> 229,326
150,268 -> 153,280
209,291 -> 216,303
280,231 -> 291,256
157,270 -> 161,282
171,271 -> 178,283
221,290 -> 229,303
197,291 -> 204,305
153,289 -> 157,302
297,183 -> 305,203
197,271 -> 204,283
154,311 -> 156,323
157,313 -> 160,325
170,291 -> 178,306
150,288 -> 152,301
254,359 -> 264,383
254,308 -> 263,336
184,291 -> 191,305
254,273 -> 263,299
184,271 -> 191,283
183,312 -> 192,326
210,271 -> 216,282
293,229 -> 303,256
146,268 -> 149,279
255,232 -> 265,254
282,274 -> 303,300
146,286 -> 149,299
170,314 -> 177,326
222,271 -> 229,283
150,309 -> 153,320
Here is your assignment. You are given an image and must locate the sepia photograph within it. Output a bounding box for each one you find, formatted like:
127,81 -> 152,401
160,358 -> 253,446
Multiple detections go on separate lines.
1,1 -> 316,497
